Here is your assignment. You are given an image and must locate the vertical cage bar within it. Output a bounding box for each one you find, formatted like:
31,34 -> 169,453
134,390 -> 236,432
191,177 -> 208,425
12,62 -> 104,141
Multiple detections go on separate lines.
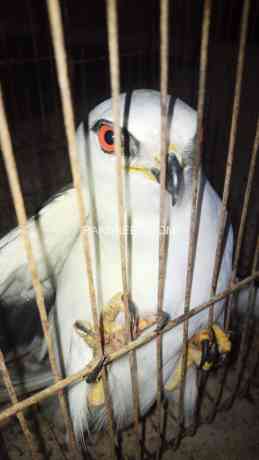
239,254 -> 259,397
208,0 -> 250,325
231,118 -> 259,275
105,1 -> 142,458
224,117 -> 259,330
206,0 -> 251,424
177,0 -> 212,439
0,82 -> 80,457
229,237 -> 259,404
156,1 -> 169,457
46,1 -> 117,457
0,349 -> 41,459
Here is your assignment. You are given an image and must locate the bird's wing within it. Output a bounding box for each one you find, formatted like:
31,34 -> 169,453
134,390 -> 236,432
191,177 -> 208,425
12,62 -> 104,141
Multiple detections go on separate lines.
0,187 -> 81,308
0,187 -> 83,399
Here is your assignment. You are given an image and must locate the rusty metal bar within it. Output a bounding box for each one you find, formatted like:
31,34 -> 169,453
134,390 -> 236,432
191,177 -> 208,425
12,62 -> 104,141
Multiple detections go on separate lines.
46,0 -> 116,457
205,0 -> 252,424
232,119 -> 259,275
228,237 -> 259,405
224,117 -> 259,330
208,0 -> 251,324
156,1 -> 169,458
0,349 -> 41,460
239,336 -> 259,398
105,1 -> 142,458
0,272 -> 258,426
177,0 -> 212,439
0,82 -> 80,457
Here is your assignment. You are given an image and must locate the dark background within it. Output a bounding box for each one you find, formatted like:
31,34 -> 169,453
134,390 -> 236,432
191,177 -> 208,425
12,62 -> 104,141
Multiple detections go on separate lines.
0,0 -> 258,276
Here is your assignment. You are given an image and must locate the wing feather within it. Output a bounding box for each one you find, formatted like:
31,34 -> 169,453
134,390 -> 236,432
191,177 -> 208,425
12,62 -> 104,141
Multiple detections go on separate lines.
0,187 -> 81,307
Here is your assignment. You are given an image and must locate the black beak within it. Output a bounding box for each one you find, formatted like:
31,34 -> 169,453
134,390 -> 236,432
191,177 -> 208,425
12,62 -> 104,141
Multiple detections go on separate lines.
151,154 -> 183,206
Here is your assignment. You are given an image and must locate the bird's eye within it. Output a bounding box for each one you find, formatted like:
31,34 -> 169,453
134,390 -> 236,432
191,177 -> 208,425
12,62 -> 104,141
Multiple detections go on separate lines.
98,123 -> 115,154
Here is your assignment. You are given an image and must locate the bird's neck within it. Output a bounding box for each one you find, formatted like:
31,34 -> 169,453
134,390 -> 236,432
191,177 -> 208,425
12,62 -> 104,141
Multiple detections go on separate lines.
82,165 -> 200,236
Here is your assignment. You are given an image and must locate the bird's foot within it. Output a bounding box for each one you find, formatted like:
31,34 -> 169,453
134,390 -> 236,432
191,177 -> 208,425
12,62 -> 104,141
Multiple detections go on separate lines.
193,324 -> 231,371
165,324 -> 231,392
74,294 -> 171,408
73,292 -> 136,408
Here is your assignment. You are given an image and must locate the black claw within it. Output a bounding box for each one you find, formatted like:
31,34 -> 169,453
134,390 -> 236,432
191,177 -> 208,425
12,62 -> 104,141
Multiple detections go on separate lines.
200,339 -> 210,370
199,328 -> 220,371
74,320 -> 96,338
86,355 -> 108,384
128,300 -> 138,338
155,311 -> 170,332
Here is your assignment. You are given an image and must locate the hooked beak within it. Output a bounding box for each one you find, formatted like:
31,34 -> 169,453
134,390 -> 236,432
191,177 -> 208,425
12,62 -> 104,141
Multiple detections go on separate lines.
151,153 -> 183,206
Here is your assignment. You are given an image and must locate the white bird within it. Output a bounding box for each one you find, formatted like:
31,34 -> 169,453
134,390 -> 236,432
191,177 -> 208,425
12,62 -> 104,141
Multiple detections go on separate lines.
0,89 -> 255,442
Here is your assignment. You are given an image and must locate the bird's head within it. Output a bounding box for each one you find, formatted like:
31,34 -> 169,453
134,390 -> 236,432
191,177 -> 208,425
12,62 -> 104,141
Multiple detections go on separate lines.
77,90 -> 197,220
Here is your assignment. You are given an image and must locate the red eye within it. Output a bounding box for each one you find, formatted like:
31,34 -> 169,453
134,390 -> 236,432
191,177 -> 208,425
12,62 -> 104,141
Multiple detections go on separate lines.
98,124 -> 114,154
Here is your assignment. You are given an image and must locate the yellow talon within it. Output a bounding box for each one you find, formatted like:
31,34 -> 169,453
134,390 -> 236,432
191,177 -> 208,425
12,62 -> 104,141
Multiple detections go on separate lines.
74,320 -> 98,352
202,361 -> 213,371
74,292 -> 185,408
102,292 -> 124,323
165,324 -> 231,392
102,292 -> 126,334
212,324 -> 231,354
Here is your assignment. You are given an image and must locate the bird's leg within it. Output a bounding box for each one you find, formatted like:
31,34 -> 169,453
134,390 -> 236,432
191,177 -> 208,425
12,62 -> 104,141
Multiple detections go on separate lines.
74,293 -> 135,408
87,377 -> 105,408
74,320 -> 108,407
86,356 -> 109,408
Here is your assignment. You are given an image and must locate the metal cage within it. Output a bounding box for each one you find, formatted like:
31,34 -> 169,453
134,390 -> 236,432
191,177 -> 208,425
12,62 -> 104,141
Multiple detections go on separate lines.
0,1 -> 258,459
